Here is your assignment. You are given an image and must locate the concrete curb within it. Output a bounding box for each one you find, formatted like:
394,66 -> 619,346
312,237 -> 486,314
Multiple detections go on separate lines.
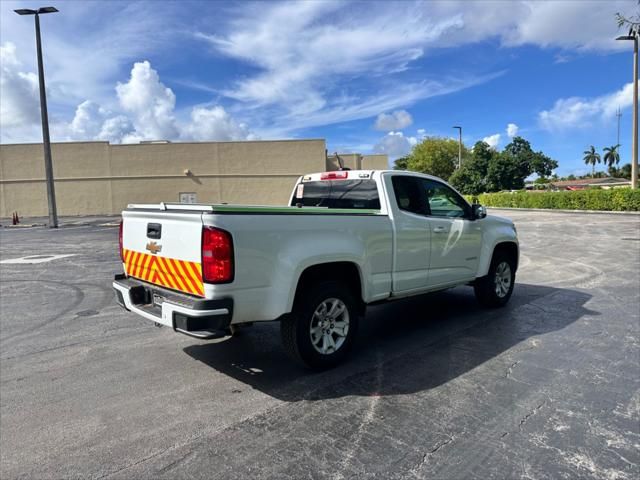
1,224 -> 45,228
488,207 -> 640,215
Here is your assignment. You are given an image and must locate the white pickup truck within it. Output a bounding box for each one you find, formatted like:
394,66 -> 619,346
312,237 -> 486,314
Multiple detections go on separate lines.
113,170 -> 518,368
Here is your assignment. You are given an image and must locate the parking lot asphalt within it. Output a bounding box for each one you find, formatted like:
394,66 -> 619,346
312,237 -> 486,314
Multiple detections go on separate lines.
1,209 -> 639,479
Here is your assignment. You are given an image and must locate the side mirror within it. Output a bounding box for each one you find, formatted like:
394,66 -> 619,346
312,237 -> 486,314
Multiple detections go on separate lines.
472,204 -> 487,220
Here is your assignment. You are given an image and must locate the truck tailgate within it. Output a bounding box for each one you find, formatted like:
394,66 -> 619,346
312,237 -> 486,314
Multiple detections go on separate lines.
122,210 -> 204,297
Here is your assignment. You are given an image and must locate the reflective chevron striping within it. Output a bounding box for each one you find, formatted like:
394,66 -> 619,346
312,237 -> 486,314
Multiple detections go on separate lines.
122,248 -> 204,297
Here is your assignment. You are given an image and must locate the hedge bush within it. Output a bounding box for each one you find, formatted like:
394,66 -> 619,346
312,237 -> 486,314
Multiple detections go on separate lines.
466,189 -> 640,212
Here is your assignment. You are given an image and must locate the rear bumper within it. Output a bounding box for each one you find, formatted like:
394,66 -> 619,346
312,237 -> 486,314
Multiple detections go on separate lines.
112,274 -> 233,339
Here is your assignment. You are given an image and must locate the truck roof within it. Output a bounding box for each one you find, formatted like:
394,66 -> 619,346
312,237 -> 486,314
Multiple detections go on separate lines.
300,169 -> 443,183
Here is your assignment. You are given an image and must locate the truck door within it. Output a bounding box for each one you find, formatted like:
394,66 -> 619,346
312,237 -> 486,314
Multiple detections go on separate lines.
385,175 -> 431,293
421,179 -> 482,287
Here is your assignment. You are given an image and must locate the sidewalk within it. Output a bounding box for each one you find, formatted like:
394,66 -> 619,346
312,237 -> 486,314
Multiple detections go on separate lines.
1,214 -> 120,228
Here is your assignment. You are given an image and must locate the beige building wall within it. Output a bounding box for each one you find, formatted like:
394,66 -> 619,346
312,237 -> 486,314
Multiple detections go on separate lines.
326,153 -> 389,171
361,154 -> 390,170
0,139 -> 388,218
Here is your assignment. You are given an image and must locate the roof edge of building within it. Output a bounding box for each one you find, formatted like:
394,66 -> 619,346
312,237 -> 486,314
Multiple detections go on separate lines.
1,138 -> 327,147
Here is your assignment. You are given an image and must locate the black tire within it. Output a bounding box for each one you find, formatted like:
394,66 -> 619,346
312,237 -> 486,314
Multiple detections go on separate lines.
280,280 -> 359,370
474,252 -> 516,307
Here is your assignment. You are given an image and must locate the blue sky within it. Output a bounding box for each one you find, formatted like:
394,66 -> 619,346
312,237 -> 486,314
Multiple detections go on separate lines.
1,0 -> 637,176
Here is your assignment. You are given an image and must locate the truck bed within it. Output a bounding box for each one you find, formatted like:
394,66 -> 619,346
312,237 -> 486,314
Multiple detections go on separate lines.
126,203 -> 382,215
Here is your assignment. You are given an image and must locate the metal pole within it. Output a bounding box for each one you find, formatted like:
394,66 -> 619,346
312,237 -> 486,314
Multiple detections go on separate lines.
458,128 -> 462,169
453,126 -> 462,168
616,107 -> 621,147
633,37 -> 638,189
34,13 -> 58,227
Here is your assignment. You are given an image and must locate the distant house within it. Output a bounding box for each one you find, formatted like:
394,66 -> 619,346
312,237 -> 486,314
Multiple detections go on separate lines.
549,177 -> 631,191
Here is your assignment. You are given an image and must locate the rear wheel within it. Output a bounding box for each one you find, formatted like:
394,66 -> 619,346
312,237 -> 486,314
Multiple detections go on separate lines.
474,252 -> 515,307
280,280 -> 359,369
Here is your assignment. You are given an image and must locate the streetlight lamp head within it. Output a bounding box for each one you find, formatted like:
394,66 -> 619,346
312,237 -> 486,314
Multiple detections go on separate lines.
617,35 -> 635,41
14,6 -> 58,15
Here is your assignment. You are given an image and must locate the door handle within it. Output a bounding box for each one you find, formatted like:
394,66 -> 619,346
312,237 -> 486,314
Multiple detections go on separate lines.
147,223 -> 162,239
433,226 -> 447,233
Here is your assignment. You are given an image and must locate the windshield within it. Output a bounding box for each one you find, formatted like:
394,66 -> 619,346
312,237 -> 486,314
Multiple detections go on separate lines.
290,179 -> 381,209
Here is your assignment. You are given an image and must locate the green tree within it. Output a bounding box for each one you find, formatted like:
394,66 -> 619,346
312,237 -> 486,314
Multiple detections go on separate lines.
502,137 -> 558,179
582,146 -> 601,177
449,141 -> 493,194
485,137 -> 558,191
603,144 -> 621,169
450,137 -> 558,193
405,137 -> 463,180
534,177 -> 550,184
609,163 -> 632,179
486,152 -> 525,191
393,156 -> 409,170
449,163 -> 484,194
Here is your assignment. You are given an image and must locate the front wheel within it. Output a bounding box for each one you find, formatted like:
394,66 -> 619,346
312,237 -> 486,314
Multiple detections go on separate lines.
474,253 -> 516,307
280,281 -> 359,369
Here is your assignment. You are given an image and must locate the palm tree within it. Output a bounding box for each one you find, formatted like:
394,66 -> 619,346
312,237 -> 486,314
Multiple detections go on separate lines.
583,146 -> 601,177
603,144 -> 621,171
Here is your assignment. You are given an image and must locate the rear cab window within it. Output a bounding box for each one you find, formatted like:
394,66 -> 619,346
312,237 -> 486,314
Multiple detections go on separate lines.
291,179 -> 381,210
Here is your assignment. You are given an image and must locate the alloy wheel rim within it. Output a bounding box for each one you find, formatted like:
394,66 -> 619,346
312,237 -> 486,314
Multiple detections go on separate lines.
494,261 -> 512,298
310,298 -> 350,355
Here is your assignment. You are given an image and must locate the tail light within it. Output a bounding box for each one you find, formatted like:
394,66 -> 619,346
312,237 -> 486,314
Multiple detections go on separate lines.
202,227 -> 234,283
118,220 -> 124,262
320,171 -> 349,180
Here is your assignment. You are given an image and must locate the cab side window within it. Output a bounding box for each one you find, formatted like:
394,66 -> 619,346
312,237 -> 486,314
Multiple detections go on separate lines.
391,176 -> 429,215
422,179 -> 470,218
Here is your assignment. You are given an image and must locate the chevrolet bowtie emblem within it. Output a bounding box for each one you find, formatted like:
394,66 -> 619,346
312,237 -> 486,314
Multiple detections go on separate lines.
145,241 -> 162,254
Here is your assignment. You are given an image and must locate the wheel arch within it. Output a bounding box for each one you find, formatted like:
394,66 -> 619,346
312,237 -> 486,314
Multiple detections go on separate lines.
289,261 -> 366,316
477,240 -> 519,278
493,242 -> 519,269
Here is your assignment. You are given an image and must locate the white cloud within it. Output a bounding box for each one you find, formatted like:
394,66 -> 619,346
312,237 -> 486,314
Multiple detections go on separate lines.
53,101 -> 134,143
0,2 -> 182,109
2,1 -> 635,143
69,101 -> 107,139
482,133 -> 501,149
202,2 -> 463,106
506,123 -> 519,138
196,2 -> 499,135
193,0 -> 632,137
2,57 -> 254,144
373,131 -> 414,158
98,116 -> 134,143
265,74 -> 501,137
374,110 -> 413,131
182,106 -> 257,142
499,0 -> 632,52
116,61 -> 179,141
0,42 -> 39,130
539,83 -> 633,131
430,1 -> 633,52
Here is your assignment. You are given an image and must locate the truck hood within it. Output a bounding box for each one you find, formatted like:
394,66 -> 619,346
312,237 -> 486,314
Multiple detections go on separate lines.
486,214 -> 515,227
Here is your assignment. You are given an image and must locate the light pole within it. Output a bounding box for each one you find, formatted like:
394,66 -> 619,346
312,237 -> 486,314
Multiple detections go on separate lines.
616,107 -> 622,149
617,32 -> 638,189
452,126 -> 462,168
15,6 -> 59,227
